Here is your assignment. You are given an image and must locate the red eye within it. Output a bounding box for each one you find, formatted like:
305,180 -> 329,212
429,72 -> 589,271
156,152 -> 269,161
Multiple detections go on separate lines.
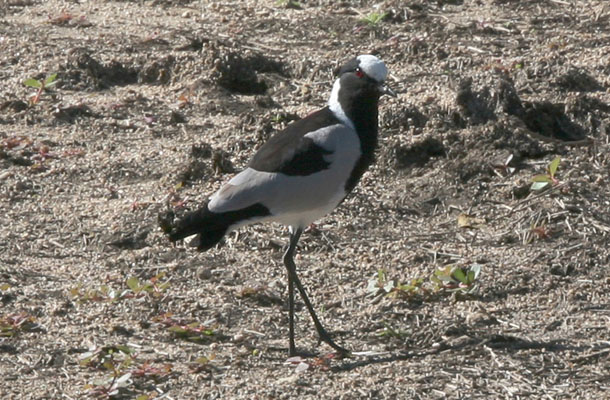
355,68 -> 365,78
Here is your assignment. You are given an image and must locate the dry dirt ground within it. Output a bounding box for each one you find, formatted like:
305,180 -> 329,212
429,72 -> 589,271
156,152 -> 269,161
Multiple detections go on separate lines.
1,0 -> 610,398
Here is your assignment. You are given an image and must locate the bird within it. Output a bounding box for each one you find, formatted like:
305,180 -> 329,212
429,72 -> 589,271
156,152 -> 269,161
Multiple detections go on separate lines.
160,54 -> 396,356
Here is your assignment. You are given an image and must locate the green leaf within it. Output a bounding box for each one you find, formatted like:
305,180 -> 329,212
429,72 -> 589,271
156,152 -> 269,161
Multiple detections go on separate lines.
115,345 -> 133,354
141,283 -> 154,293
79,355 -> 94,366
362,12 -> 387,26
168,326 -> 187,334
195,356 -> 210,364
24,78 -> 42,88
0,327 -> 15,337
0,283 -> 10,291
44,73 -> 58,86
102,360 -> 115,371
548,156 -> 560,177
434,266 -> 454,282
532,174 -> 552,183
452,268 -> 467,284
119,357 -> 133,369
126,277 -> 140,292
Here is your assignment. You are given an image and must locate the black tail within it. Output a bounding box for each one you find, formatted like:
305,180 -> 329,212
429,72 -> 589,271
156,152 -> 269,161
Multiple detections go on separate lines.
159,202 -> 271,252
169,206 -> 228,251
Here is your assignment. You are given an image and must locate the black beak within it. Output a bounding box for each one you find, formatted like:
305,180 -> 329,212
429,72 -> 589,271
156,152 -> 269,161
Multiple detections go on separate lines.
379,83 -> 397,97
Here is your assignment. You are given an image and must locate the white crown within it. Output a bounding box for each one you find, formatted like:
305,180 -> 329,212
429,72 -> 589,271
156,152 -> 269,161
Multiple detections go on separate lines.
357,55 -> 388,83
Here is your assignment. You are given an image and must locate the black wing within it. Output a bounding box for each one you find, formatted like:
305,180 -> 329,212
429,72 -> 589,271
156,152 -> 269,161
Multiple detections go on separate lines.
248,107 -> 340,176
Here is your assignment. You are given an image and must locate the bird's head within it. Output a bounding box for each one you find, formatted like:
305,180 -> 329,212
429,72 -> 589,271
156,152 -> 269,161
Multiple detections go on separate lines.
336,54 -> 396,98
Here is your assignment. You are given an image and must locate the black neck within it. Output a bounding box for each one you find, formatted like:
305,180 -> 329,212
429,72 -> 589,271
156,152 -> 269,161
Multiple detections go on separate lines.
338,88 -> 380,192
350,100 -> 379,146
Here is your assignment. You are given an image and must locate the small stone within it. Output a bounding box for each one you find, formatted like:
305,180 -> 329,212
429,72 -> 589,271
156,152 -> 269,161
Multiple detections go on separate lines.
198,267 -> 213,280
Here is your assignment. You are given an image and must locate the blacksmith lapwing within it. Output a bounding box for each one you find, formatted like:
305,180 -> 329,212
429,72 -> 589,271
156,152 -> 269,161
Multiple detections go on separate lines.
160,54 -> 396,356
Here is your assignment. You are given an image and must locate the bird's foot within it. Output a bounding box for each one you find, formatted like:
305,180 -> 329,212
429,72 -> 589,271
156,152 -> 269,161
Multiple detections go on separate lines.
318,329 -> 350,357
157,209 -> 176,235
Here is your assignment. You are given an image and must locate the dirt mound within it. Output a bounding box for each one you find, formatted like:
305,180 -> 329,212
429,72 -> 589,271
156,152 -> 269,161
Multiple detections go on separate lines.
213,50 -> 286,95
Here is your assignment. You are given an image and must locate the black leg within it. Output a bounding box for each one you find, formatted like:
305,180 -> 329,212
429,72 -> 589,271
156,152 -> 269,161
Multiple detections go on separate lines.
283,228 -> 349,356
287,261 -> 296,356
284,229 -> 299,356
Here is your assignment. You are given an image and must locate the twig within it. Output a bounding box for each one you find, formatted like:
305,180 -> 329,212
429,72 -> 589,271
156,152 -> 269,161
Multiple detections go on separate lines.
504,183 -> 566,216
323,292 -> 369,310
467,46 -> 487,54
571,348 -> 610,363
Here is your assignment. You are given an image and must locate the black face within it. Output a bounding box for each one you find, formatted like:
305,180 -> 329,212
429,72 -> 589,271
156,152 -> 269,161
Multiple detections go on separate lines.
336,58 -> 383,98
336,58 -> 361,77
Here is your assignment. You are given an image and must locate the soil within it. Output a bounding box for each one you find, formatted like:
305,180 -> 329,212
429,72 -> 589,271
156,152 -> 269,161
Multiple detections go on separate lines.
1,0 -> 609,399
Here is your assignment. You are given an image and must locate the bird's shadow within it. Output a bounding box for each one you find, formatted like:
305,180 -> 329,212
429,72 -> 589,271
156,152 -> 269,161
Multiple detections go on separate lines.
330,349 -> 433,372
330,333 -> 584,372
268,331 -> 587,373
